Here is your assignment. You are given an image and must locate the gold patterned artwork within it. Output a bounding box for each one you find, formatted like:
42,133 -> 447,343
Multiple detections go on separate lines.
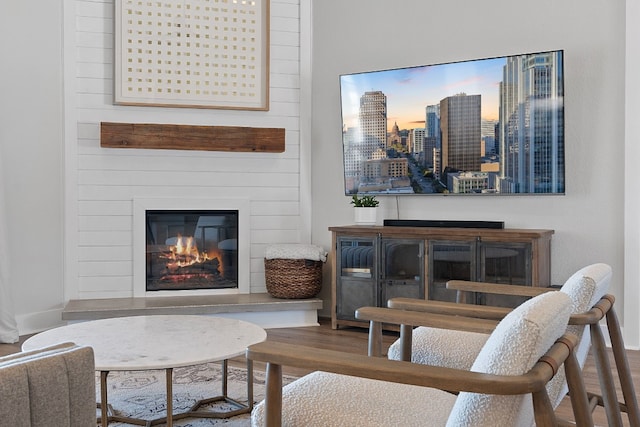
114,0 -> 269,110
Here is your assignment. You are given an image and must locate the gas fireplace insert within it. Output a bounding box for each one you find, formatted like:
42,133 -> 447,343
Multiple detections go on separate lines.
145,210 -> 239,292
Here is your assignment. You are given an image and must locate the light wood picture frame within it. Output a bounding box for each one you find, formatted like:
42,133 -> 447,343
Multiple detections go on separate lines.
114,0 -> 270,110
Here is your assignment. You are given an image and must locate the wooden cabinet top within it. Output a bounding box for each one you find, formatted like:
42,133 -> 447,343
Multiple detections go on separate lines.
329,225 -> 554,241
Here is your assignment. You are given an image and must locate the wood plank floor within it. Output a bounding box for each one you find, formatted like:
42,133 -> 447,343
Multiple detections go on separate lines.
2,318 -> 639,426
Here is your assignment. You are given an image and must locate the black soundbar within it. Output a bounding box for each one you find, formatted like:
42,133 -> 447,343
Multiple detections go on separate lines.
383,219 -> 505,229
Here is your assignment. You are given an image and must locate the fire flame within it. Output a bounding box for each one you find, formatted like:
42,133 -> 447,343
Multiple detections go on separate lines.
162,235 -> 220,271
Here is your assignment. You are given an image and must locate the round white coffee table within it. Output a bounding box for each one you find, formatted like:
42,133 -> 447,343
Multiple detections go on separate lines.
22,315 -> 267,427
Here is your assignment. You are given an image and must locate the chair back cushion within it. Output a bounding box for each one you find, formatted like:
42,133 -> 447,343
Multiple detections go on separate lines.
0,342 -> 96,427
446,291 -> 572,427
560,263 -> 611,364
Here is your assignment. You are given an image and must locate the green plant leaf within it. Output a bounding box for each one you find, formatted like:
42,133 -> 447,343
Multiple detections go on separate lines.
350,194 -> 379,207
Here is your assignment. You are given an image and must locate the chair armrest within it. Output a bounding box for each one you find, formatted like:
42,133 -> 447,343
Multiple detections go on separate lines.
0,342 -> 79,365
569,296 -> 613,326
355,306 -> 499,359
246,338 -> 575,394
389,295 -> 614,327
387,298 -> 511,320
355,306 -> 499,334
446,280 -> 555,297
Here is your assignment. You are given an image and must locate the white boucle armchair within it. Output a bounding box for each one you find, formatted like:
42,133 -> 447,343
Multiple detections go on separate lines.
248,291 -> 592,427
373,263 -> 639,427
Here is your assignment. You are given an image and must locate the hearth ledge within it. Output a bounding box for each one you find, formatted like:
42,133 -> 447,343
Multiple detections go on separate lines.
62,293 -> 322,329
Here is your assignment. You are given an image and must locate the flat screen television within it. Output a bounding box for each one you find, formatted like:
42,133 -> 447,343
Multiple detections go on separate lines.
340,49 -> 565,196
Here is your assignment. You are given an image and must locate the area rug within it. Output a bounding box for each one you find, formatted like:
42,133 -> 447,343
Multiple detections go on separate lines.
97,362 -> 297,426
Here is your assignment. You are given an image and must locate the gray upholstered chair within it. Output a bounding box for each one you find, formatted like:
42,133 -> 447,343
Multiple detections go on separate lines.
374,263 -> 638,427
248,291 -> 592,426
0,342 -> 96,427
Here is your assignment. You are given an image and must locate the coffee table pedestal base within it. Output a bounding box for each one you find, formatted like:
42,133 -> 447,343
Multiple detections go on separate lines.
98,360 -> 254,426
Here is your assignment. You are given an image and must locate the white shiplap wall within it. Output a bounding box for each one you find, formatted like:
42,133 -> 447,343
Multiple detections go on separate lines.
66,0 -> 303,299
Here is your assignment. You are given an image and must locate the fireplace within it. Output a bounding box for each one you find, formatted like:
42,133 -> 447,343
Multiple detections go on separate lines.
145,210 -> 238,291
133,198 -> 250,297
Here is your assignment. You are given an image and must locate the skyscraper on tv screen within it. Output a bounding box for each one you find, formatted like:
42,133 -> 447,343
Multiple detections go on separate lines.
499,51 -> 564,193
359,91 -> 388,160
440,94 -> 482,173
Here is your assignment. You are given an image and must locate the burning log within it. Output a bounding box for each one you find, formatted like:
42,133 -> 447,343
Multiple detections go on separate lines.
148,252 -> 221,278
145,235 -> 237,290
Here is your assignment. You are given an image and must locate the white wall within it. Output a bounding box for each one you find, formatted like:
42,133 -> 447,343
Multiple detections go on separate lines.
309,0 -> 638,346
625,0 -> 640,347
0,2 -> 65,333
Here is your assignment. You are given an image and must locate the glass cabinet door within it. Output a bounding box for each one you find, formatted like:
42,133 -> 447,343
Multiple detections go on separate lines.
380,239 -> 424,303
336,237 -> 377,321
428,240 -> 476,303
479,242 -> 531,307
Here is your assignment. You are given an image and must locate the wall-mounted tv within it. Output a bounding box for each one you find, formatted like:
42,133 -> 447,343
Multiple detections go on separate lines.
340,50 -> 564,196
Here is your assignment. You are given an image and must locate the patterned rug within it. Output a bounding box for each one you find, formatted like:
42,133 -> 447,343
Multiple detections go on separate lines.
97,362 -> 297,426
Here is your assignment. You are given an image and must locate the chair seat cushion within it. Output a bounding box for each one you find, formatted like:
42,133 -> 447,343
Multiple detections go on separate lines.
251,371 -> 456,427
388,327 -> 488,369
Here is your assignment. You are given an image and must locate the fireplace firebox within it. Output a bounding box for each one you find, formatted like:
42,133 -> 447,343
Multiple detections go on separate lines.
145,210 -> 239,292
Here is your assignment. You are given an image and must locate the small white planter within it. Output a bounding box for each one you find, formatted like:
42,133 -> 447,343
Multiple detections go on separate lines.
354,207 -> 377,225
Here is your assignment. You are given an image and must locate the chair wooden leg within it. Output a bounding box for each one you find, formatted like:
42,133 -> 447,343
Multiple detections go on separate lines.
564,348 -> 594,427
399,324 -> 413,362
606,305 -> 640,426
532,389 -> 557,427
591,323 -> 624,427
367,320 -> 383,357
264,362 -> 283,427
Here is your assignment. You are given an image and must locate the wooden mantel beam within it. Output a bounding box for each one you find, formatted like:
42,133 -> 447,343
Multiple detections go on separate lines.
100,122 -> 285,153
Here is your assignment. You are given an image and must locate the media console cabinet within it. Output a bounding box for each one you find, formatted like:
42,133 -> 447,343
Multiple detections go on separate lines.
329,225 -> 554,329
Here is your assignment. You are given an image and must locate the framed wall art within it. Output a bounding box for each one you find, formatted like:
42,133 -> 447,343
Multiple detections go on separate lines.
114,0 -> 270,110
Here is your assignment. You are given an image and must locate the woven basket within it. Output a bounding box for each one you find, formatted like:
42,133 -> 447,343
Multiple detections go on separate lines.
264,258 -> 323,299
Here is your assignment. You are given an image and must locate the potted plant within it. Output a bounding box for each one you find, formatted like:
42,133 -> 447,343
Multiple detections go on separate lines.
351,194 -> 379,225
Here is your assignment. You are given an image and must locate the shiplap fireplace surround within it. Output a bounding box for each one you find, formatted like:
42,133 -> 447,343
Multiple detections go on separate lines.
50,1 -> 323,332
